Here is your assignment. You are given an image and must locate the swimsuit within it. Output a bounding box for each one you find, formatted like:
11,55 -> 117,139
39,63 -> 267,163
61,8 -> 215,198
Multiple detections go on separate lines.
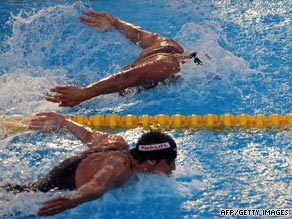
3,148 -> 131,193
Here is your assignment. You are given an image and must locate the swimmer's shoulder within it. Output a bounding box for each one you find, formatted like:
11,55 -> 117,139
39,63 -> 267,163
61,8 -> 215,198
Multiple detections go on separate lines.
85,132 -> 129,152
161,38 -> 184,54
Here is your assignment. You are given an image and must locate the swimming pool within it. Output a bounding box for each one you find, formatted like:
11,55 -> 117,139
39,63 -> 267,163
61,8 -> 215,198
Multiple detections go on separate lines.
0,0 -> 291,218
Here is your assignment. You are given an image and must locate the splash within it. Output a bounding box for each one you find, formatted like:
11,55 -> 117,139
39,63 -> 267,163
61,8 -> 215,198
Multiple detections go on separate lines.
0,2 -> 143,116
0,68 -> 66,115
0,4 -> 84,115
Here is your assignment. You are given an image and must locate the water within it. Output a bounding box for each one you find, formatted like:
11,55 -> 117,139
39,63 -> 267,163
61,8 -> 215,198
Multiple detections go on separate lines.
0,0 -> 291,218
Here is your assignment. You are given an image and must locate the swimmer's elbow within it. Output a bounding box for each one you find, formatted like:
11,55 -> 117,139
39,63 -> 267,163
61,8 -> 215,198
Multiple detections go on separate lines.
79,127 -> 99,145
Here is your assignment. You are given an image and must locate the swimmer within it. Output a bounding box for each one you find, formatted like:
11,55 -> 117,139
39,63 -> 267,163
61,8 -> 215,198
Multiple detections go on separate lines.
46,10 -> 202,107
2,112 -> 177,216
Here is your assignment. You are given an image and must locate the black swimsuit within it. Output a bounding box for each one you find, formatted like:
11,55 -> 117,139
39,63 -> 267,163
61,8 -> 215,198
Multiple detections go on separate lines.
3,148 -> 131,193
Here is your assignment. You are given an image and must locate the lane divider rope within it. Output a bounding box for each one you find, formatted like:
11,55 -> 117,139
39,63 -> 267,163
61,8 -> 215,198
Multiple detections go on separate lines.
1,113 -> 292,133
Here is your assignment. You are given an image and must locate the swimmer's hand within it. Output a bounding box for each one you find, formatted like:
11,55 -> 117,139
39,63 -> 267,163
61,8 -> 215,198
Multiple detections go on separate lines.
46,86 -> 88,107
29,112 -> 65,132
79,10 -> 116,32
37,195 -> 78,216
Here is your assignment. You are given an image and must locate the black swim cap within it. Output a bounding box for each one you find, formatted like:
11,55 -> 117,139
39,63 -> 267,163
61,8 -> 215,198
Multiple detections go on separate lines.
131,130 -> 177,163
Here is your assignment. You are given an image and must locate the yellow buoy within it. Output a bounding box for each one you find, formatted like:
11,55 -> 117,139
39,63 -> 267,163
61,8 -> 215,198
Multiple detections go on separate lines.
187,114 -> 203,128
251,114 -> 267,128
283,114 -> 292,127
138,115 -> 154,128
121,115 -> 138,129
154,114 -> 170,127
267,114 -> 284,128
170,114 -> 187,128
72,115 -> 89,125
219,114 -> 235,128
105,114 -> 121,129
89,115 -> 105,129
0,115 -> 30,133
203,114 -> 219,128
235,114 -> 252,128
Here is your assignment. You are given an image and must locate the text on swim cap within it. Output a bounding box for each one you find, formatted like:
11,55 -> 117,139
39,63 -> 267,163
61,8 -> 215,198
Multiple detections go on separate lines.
138,142 -> 171,151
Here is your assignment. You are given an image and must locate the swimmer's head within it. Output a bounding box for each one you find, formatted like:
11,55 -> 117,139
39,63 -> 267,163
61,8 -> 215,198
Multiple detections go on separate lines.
130,130 -> 177,163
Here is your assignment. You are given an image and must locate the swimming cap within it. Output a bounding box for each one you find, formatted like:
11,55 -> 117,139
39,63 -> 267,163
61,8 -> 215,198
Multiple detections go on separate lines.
133,130 -> 177,162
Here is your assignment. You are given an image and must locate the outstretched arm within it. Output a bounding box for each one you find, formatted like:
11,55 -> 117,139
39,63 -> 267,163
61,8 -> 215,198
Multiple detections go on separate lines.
29,112 -> 109,145
46,54 -> 181,107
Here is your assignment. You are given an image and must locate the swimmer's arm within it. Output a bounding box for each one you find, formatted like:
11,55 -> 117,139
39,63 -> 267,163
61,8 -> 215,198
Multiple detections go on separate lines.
113,17 -> 164,48
60,117 -> 126,147
61,118 -> 110,145
37,159 -> 131,216
113,15 -> 184,52
29,112 -> 108,144
73,160 -> 131,204
46,55 -> 180,107
79,10 -> 181,49
84,55 -> 180,98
